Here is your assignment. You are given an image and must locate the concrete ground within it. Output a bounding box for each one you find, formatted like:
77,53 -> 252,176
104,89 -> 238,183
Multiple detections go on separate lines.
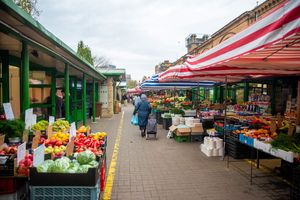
89,104 -> 290,200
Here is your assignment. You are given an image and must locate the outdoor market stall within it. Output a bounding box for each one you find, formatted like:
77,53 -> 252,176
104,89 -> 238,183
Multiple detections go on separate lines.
156,1 -> 300,198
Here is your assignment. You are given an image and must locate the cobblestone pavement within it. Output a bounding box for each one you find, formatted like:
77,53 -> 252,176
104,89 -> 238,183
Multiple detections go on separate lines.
89,104 -> 290,200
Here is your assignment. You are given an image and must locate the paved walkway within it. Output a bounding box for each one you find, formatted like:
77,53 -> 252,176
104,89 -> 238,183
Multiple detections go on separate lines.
89,104 -> 290,200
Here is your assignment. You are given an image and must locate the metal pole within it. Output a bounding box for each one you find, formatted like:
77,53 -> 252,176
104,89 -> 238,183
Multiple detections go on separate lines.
222,76 -> 228,160
92,78 -> 96,122
21,41 -> 30,116
51,70 -> 56,117
82,74 -> 87,125
64,63 -> 70,122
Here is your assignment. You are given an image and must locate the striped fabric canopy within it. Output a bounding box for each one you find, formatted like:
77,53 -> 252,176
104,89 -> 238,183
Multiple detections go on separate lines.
141,75 -> 215,90
159,0 -> 300,82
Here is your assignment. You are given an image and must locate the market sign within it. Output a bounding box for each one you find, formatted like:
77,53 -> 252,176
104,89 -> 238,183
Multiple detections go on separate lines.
17,142 -> 26,166
33,144 -> 45,167
3,103 -> 14,120
100,84 -> 108,108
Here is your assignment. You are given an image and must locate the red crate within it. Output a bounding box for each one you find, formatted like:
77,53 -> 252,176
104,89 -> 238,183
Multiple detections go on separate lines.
0,177 -> 17,194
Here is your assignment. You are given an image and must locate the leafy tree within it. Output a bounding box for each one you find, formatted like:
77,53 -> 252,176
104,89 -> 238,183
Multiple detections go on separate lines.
127,80 -> 137,89
13,0 -> 41,18
77,40 -> 94,65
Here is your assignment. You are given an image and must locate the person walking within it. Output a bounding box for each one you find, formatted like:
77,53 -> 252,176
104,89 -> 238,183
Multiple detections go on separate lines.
133,94 -> 151,137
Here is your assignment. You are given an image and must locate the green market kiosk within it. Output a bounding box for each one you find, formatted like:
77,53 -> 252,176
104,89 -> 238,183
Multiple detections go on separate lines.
0,0 -> 106,125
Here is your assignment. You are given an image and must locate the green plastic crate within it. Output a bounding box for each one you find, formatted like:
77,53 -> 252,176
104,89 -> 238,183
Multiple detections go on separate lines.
30,183 -> 99,200
174,134 -> 190,143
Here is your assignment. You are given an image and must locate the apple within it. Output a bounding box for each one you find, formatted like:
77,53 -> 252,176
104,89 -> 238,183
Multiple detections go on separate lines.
50,138 -> 57,146
55,141 -> 63,146
25,154 -> 33,161
24,159 -> 32,167
39,137 -> 45,145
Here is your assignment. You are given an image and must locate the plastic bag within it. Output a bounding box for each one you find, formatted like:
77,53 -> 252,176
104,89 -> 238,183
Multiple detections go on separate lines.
131,115 -> 138,126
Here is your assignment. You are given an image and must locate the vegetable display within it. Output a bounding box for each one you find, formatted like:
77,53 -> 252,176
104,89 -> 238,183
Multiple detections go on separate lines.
36,150 -> 98,173
270,133 -> 300,153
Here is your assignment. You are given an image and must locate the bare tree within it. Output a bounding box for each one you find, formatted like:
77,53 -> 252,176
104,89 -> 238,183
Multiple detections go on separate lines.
93,56 -> 111,68
13,0 -> 41,19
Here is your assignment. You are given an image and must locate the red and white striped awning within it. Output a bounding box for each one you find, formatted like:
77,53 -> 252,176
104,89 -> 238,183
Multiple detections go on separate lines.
159,0 -> 300,82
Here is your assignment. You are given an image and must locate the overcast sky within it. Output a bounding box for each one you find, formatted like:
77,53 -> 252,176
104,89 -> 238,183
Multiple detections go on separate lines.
37,0 -> 260,81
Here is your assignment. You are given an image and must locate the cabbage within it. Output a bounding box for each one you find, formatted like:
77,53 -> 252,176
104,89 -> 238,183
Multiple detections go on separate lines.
37,160 -> 54,173
50,157 -> 71,173
76,165 -> 90,173
76,150 -> 95,165
67,160 -> 80,173
88,160 -> 98,168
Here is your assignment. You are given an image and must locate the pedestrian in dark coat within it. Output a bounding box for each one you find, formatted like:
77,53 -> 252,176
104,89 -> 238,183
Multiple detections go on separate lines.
133,94 -> 151,137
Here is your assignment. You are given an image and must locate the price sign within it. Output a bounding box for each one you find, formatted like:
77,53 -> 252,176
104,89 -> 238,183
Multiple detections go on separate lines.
270,119 -> 277,133
22,130 -> 29,143
31,114 -> 37,127
25,108 -> 33,129
0,134 -> 5,145
33,144 -> 45,167
3,103 -> 14,120
47,125 -> 53,139
17,142 -> 26,166
65,138 -> 74,157
31,135 -> 40,150
69,122 -> 76,141
49,116 -> 55,125
288,123 -> 295,136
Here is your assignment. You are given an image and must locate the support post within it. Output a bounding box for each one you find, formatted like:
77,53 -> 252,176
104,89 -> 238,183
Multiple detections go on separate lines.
51,70 -> 56,117
271,79 -> 277,115
1,51 -> 9,103
92,78 -> 96,122
244,82 -> 249,102
74,78 -> 78,126
21,41 -> 30,116
82,74 -> 87,125
213,86 -> 217,103
64,64 -> 70,122
296,80 -> 300,125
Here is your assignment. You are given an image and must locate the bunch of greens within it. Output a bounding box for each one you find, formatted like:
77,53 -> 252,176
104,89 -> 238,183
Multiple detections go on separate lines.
270,133 -> 300,153
170,108 -> 185,115
0,119 -> 25,138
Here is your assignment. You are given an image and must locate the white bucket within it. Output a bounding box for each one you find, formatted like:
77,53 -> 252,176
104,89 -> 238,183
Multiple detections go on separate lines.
172,117 -> 180,126
216,139 -> 223,148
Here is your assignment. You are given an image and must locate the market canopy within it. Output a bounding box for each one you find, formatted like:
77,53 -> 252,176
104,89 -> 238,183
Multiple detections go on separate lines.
141,74 -> 215,90
127,87 -> 143,94
159,0 -> 300,82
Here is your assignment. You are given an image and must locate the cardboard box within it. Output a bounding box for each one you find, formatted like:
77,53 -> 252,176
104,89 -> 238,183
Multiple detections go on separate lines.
191,126 -> 204,135
169,125 -> 177,132
175,127 -> 191,136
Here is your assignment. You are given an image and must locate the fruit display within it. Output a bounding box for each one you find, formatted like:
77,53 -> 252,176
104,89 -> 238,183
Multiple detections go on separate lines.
48,132 -> 69,144
17,153 -> 33,176
44,145 -> 66,156
52,120 -> 70,132
233,128 -> 277,140
0,145 -> 17,155
36,150 -> 98,173
31,120 -> 49,131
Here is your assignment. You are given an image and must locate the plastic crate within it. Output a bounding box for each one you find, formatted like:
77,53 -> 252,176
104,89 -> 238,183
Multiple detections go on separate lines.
162,118 -> 172,130
174,134 -> 190,143
30,183 -> 100,200
190,135 -> 204,142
